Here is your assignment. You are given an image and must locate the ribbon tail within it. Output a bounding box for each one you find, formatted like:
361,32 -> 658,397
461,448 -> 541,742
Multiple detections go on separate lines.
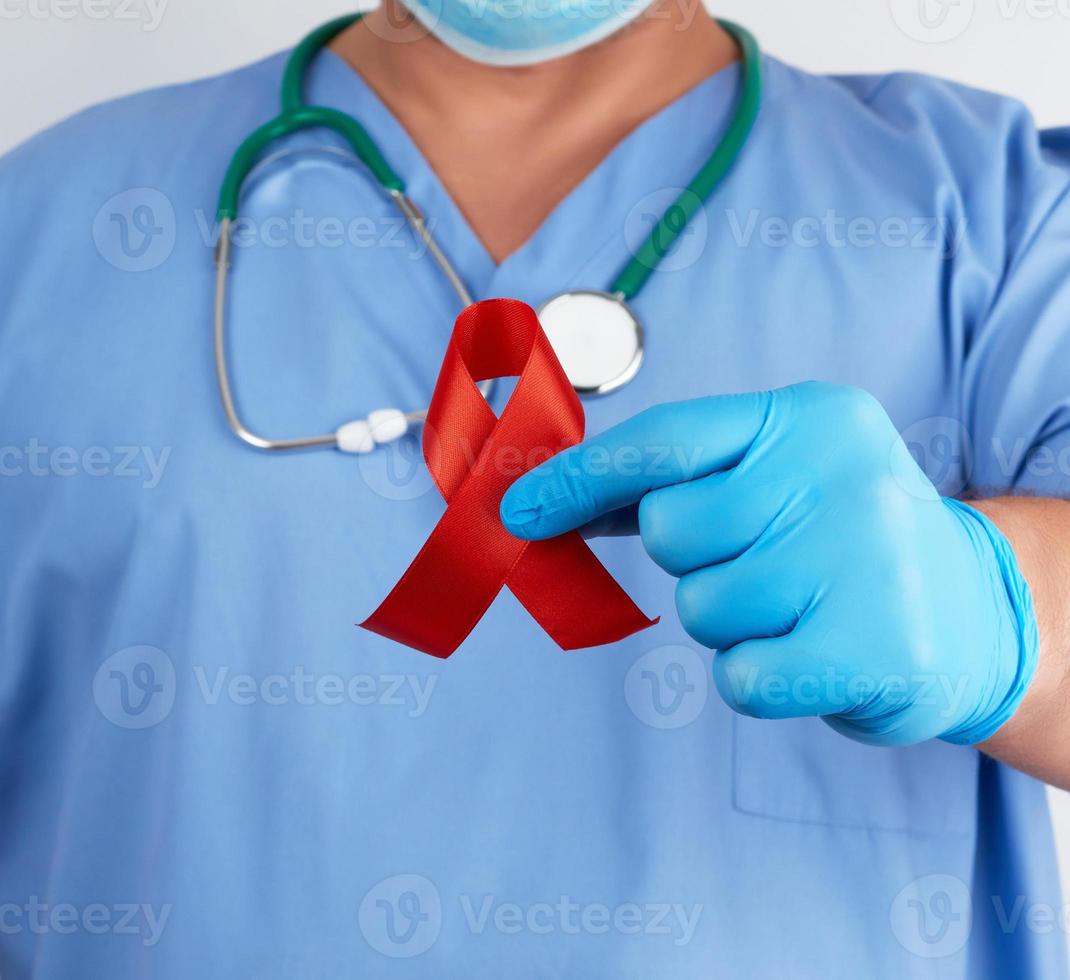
507,533 -> 658,650
361,506 -> 524,659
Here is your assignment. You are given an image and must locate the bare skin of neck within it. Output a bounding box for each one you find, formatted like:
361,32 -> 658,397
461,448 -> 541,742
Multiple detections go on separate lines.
331,1 -> 737,263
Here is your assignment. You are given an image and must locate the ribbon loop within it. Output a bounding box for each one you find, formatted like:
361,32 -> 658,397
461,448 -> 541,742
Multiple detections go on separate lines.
362,299 -> 657,658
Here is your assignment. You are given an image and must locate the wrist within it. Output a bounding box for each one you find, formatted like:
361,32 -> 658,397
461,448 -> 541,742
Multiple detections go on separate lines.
938,498 -> 1040,746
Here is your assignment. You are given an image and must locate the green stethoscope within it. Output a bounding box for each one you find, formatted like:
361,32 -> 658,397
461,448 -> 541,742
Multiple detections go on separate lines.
214,13 -> 762,453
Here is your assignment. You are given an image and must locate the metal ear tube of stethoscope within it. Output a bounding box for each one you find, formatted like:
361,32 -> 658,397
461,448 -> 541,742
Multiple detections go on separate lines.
390,189 -> 474,309
212,197 -> 495,453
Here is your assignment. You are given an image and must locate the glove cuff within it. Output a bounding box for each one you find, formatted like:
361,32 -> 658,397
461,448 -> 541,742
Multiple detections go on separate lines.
940,499 -> 1040,746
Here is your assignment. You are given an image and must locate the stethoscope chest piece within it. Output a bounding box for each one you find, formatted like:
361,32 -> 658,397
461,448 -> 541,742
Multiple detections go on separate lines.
536,290 -> 644,396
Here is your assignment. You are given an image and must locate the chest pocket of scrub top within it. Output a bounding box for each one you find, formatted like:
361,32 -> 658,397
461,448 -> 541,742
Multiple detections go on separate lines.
732,715 -> 978,834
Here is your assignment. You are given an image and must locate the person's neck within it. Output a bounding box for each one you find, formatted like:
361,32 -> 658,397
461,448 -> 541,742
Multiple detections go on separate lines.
331,1 -> 737,263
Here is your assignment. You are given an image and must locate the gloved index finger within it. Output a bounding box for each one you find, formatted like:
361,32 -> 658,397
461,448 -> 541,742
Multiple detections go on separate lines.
500,390 -> 774,540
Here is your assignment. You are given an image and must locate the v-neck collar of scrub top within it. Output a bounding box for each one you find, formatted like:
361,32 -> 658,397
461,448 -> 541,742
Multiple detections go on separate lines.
304,48 -> 748,311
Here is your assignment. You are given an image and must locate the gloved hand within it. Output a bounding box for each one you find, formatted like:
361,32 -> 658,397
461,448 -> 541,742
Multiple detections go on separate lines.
500,382 -> 1038,746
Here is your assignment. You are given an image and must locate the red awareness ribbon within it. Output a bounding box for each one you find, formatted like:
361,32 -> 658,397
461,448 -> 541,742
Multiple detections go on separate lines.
361,298 -> 657,658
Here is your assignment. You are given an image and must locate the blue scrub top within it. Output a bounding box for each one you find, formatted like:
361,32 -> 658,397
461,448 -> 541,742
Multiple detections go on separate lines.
1,39 -> 1069,979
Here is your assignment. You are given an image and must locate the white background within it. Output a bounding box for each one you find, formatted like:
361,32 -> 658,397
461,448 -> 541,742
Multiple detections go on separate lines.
4,0 -> 1070,153
2,0 -> 1070,939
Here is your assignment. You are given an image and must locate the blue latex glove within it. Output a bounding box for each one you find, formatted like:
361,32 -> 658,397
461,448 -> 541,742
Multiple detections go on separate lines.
500,383 -> 1039,746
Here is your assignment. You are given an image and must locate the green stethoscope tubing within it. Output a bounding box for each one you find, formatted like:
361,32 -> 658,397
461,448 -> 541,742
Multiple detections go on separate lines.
217,14 -> 400,219
610,20 -> 761,300
216,12 -> 763,302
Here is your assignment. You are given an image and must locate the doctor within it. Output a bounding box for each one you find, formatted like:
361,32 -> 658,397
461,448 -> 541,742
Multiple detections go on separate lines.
1,0 -> 1069,976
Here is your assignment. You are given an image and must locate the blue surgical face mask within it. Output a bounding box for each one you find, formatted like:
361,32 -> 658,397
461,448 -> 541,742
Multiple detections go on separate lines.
397,0 -> 659,66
